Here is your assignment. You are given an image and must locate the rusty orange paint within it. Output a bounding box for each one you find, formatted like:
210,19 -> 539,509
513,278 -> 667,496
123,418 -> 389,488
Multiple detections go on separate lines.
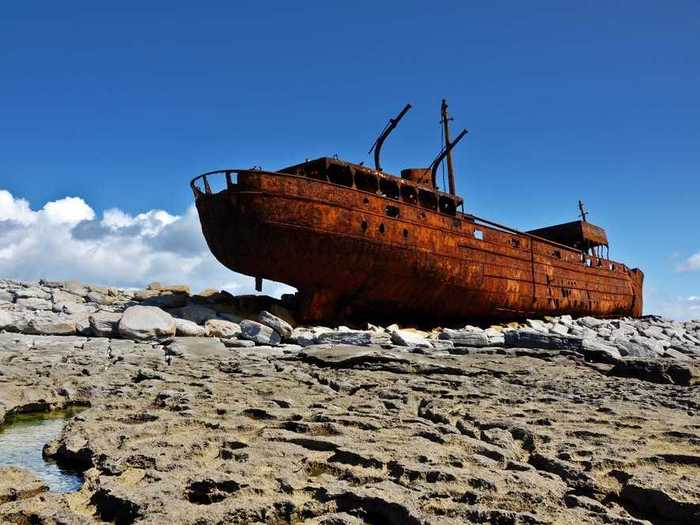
192,158 -> 643,324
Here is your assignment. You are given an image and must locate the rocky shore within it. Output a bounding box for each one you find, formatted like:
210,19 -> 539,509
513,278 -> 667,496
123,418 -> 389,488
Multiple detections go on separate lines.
0,278 -> 698,524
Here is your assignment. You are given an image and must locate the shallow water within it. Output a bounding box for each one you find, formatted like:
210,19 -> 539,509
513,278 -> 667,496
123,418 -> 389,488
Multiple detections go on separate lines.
0,411 -> 84,492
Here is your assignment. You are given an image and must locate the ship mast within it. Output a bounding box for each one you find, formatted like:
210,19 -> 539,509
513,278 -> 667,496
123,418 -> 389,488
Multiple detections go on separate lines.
441,99 -> 456,195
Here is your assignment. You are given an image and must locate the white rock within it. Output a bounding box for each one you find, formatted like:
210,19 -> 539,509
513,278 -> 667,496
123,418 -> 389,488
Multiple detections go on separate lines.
525,319 -> 550,333
484,327 -> 506,346
390,329 -> 433,348
578,316 -> 605,329
0,289 -> 15,302
549,324 -> 570,336
258,310 -> 293,339
240,319 -> 281,345
204,319 -> 241,338
118,306 -> 176,340
438,328 -> 490,347
175,318 -> 207,337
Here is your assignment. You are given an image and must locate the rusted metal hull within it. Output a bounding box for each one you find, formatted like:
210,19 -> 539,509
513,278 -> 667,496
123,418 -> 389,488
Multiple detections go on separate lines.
193,170 -> 643,324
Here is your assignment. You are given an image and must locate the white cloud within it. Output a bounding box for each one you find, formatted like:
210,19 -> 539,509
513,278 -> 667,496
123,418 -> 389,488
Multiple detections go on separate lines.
678,252 -> 700,272
0,189 -> 294,297
645,290 -> 700,321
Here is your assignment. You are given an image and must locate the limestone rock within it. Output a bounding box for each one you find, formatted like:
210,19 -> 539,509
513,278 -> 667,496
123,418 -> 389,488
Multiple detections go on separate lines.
0,467 -> 48,504
609,359 -> 699,386
438,328 -> 490,347
117,306 -> 176,340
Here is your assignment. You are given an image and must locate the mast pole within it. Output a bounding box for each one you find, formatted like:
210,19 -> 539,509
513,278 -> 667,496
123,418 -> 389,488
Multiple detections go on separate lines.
441,99 -> 456,195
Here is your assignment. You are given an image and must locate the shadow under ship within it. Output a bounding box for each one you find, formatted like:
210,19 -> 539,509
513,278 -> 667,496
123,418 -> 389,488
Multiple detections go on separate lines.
191,101 -> 643,324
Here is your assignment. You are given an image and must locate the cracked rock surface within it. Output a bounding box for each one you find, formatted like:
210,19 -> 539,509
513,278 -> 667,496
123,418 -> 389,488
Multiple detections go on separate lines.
0,279 -> 699,524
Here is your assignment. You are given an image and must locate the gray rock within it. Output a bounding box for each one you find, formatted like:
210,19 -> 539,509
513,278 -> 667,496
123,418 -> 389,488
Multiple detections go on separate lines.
118,306 -> 176,340
316,329 -> 389,346
258,310 -> 293,339
221,338 -> 255,348
438,328 -> 490,347
175,318 -> 207,337
0,310 -> 28,332
578,316 -> 605,329
549,324 -> 570,336
26,315 -> 76,335
0,289 -> 14,302
89,312 -> 123,337
609,359 -> 699,386
581,339 -> 622,363
14,297 -> 52,310
504,328 -> 582,351
204,319 -> 241,339
174,304 -> 218,324
614,336 -> 664,358
14,286 -> 51,300
240,320 -> 281,345
86,291 -> 114,305
290,326 -> 333,346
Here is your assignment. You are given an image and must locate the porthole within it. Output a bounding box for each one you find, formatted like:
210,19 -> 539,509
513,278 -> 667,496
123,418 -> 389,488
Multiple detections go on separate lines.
474,229 -> 484,240
379,223 -> 385,234
403,228 -> 409,239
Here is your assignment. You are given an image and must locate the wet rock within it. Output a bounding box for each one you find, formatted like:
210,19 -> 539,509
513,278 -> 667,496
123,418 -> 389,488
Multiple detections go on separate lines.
258,310 -> 293,339
117,305 -> 176,340
240,319 -> 281,345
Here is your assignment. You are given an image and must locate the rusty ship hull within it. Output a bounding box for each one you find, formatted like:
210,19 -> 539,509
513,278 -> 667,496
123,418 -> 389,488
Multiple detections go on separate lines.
192,162 -> 643,324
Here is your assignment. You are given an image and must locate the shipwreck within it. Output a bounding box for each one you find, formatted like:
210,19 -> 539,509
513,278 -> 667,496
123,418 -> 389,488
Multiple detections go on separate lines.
191,100 -> 644,324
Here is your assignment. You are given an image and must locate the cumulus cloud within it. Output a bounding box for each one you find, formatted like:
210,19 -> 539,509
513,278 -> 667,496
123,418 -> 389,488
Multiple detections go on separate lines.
0,189 -> 294,297
645,291 -> 700,321
678,251 -> 700,272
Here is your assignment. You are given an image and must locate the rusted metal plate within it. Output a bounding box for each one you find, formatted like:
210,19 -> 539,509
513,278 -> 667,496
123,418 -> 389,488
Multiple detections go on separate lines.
191,160 -> 643,325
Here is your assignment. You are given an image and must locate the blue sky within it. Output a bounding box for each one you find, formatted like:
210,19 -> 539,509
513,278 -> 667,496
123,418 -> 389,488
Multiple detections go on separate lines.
1,1 -> 698,318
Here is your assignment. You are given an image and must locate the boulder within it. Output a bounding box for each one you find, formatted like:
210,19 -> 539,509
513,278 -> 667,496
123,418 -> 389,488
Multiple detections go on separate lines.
204,319 -> 241,339
14,297 -> 52,310
581,339 -> 621,363
438,328 -> 490,347
316,329 -> 390,347
0,310 -> 28,332
14,286 -> 51,300
26,315 -> 77,335
89,312 -> 123,337
240,320 -> 281,345
504,328 -> 582,351
175,318 -> 207,337
391,329 -> 433,348
614,336 -> 664,358
117,306 -> 176,340
258,310 -> 293,339
175,304 -> 218,324
609,359 -> 699,386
